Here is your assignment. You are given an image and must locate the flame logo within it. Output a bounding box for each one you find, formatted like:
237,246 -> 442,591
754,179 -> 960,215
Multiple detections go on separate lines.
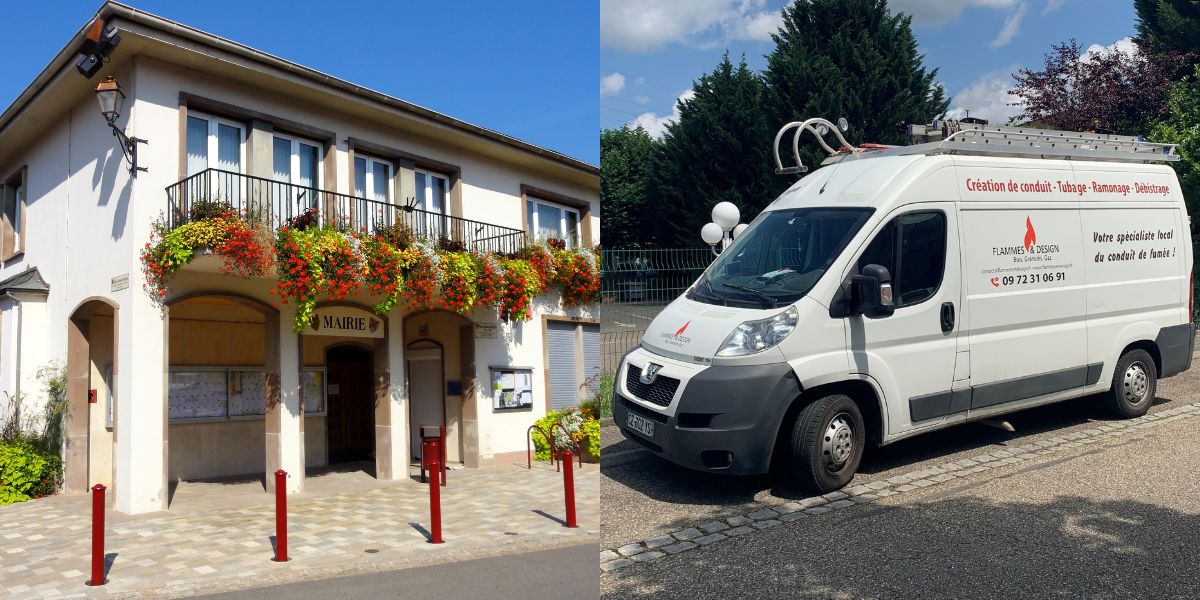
1023,216 -> 1036,251
674,321 -> 691,338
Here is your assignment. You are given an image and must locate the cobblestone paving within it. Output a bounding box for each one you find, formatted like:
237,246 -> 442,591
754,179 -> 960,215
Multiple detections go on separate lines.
0,463 -> 598,599
600,402 -> 1200,573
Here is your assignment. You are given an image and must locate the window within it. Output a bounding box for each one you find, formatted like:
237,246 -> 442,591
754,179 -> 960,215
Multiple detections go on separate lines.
414,169 -> 448,214
856,211 -> 947,308
691,208 -> 873,308
526,197 -> 580,248
1,169 -> 25,259
186,112 -> 244,176
273,134 -> 322,211
353,155 -> 392,203
414,169 -> 450,239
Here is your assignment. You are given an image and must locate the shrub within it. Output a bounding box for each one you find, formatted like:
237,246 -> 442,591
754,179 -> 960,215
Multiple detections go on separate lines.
531,409 -> 600,461
0,439 -> 62,505
188,199 -> 234,222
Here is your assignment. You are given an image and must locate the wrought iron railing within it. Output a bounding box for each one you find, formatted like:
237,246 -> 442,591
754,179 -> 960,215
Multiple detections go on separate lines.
165,168 -> 527,255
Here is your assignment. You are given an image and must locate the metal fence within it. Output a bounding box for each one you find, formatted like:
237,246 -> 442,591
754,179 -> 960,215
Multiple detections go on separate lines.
600,248 -> 714,383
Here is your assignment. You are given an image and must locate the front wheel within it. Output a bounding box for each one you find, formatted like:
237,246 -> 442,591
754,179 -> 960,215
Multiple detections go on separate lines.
789,394 -> 865,493
1105,349 -> 1157,418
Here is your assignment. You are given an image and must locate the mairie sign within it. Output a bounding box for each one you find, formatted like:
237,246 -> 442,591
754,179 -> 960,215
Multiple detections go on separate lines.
303,306 -> 384,338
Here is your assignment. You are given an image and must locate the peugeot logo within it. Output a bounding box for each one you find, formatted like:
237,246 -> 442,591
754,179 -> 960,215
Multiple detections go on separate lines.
640,363 -> 663,385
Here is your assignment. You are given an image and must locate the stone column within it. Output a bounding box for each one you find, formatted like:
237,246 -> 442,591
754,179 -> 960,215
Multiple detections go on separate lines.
64,316 -> 90,493
265,307 -> 304,494
375,311 -> 408,479
115,296 -> 168,514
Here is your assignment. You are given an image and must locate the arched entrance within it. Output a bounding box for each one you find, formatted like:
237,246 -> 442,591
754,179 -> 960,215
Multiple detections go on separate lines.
325,345 -> 375,463
403,310 -> 477,467
407,340 -> 444,459
65,298 -> 118,494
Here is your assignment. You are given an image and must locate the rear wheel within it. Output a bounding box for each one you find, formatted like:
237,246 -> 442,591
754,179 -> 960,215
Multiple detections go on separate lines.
789,394 -> 865,493
1105,349 -> 1157,418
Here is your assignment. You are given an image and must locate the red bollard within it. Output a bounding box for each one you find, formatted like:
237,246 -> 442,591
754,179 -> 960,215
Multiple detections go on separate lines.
439,424 -> 447,487
424,438 -> 444,543
87,484 -> 106,586
562,450 -> 578,528
272,470 -> 289,562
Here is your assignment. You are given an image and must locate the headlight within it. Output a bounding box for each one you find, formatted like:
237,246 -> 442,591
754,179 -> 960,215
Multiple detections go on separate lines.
716,306 -> 799,357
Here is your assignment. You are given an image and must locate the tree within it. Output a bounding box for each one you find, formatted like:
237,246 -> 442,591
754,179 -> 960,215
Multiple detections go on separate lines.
1136,0 -> 1200,57
648,53 -> 781,247
599,125 -> 658,248
1150,66 -> 1200,235
1009,39 -> 1174,135
764,0 -> 948,175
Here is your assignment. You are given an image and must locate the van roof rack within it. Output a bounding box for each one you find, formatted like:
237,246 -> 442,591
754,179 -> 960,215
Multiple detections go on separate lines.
774,118 -> 1179,175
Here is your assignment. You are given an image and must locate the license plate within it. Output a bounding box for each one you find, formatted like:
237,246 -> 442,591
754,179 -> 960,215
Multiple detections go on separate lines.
626,412 -> 656,438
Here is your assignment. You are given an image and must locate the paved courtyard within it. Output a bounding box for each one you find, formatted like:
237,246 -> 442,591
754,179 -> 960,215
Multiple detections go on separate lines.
0,461 -> 598,599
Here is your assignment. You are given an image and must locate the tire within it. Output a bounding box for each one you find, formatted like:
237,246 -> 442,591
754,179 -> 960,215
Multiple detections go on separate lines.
1106,349 -> 1157,418
789,394 -> 865,493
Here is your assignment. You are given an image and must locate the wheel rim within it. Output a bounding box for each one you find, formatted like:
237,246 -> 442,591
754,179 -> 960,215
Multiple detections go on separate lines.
1122,362 -> 1150,405
822,412 -> 855,471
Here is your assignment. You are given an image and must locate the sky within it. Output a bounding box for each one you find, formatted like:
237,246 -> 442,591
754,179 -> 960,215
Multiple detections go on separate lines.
601,0 -> 1140,137
0,1 -> 600,166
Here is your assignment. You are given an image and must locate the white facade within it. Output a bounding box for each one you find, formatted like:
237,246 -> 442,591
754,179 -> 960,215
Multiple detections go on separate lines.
0,4 -> 599,514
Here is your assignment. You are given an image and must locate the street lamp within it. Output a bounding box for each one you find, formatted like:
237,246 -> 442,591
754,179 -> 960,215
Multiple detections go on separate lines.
94,76 -> 147,175
701,201 -> 746,255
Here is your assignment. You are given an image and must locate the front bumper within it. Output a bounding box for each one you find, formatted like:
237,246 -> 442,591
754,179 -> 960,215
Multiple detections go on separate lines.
613,349 -> 801,475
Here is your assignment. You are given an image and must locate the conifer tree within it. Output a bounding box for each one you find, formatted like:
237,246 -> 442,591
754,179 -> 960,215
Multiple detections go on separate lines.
648,54 -> 781,247
764,0 -> 949,174
600,125 -> 658,248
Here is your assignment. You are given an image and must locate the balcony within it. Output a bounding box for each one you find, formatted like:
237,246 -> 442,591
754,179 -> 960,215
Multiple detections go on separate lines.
165,168 -> 527,255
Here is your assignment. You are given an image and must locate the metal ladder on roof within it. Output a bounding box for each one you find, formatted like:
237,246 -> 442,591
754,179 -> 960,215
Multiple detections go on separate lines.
773,118 -> 1180,176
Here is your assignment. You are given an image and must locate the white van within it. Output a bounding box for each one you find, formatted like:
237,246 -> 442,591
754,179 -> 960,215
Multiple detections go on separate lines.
614,118 -> 1194,492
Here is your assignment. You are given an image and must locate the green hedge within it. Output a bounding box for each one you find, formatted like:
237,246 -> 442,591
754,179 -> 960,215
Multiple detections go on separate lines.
0,440 -> 62,505
532,409 -> 600,461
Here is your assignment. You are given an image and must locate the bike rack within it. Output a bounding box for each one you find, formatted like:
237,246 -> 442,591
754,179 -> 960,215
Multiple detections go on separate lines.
526,424 -> 558,470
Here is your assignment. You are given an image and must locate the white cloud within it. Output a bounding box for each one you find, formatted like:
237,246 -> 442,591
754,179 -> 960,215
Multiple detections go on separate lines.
1084,36 -> 1136,59
629,90 -> 696,138
1042,0 -> 1065,15
889,0 -> 1019,27
601,72 -> 627,96
944,66 -> 1024,125
633,95 -> 651,104
989,1 -> 1028,48
600,0 -> 782,53
634,76 -> 646,85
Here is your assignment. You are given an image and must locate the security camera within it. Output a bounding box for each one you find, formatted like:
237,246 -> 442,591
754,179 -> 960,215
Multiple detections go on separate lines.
75,19 -> 121,79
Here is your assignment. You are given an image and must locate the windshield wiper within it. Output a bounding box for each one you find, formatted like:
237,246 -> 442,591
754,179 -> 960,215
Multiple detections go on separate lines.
690,278 -> 728,305
721,283 -> 777,308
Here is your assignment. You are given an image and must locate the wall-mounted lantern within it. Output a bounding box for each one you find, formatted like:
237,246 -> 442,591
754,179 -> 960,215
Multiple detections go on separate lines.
94,76 -> 147,175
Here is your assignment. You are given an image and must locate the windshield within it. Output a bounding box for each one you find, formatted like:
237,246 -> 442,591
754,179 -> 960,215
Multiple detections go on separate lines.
689,207 -> 874,308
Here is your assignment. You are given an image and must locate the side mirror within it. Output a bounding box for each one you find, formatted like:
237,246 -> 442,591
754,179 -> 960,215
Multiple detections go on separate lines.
849,264 -> 895,318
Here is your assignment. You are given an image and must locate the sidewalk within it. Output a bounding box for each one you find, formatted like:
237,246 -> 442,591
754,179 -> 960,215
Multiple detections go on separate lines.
1,462 -> 598,599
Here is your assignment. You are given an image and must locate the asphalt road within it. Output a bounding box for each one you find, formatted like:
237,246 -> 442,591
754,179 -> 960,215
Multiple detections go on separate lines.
197,543 -> 597,599
602,363 -> 1200,599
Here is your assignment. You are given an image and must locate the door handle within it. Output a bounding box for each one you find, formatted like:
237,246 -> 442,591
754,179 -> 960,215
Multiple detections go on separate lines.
940,302 -> 955,332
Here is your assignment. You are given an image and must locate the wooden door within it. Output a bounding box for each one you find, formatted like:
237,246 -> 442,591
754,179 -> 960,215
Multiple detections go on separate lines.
326,346 -> 374,463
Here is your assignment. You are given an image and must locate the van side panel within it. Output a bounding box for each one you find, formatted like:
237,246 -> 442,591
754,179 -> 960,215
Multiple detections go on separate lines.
1072,163 -> 1189,388
957,199 -> 1089,401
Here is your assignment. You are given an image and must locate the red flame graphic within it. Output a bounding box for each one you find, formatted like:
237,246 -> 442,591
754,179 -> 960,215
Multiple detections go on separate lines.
674,321 -> 691,338
1023,216 -> 1036,251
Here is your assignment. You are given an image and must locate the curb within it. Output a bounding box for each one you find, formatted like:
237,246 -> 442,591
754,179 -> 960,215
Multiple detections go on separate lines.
600,401 -> 1200,573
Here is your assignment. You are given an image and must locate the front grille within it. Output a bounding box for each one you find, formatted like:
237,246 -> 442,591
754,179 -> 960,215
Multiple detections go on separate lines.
626,364 -> 681,408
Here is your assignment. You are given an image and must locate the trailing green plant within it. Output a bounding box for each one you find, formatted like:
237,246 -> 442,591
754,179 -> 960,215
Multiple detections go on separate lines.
34,363 -> 68,456
141,210 -> 602,329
